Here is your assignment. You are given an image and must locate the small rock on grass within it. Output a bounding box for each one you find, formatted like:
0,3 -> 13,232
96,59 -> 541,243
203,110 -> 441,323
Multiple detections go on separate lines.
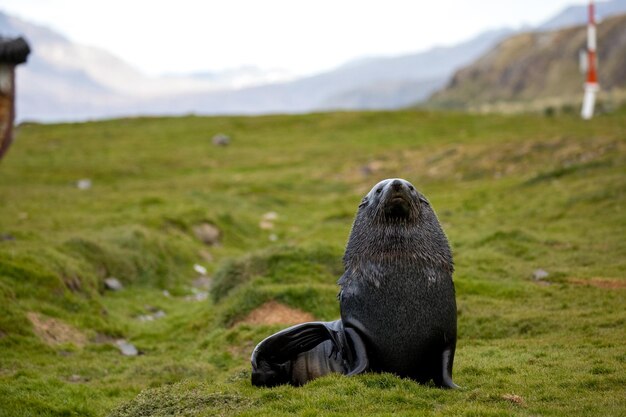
76,179 -> 92,190
212,133 -> 231,146
532,269 -> 549,281
193,223 -> 221,245
104,277 -> 123,291
116,339 -> 138,356
194,264 -> 207,275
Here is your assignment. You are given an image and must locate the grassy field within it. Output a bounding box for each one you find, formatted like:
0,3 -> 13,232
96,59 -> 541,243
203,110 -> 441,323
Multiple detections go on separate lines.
0,108 -> 624,416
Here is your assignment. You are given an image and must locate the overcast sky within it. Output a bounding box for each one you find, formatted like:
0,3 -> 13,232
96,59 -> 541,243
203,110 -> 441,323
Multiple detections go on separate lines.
0,0 -> 587,76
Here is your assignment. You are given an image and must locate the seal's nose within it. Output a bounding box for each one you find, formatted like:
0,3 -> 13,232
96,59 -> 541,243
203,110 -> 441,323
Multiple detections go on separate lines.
391,179 -> 403,191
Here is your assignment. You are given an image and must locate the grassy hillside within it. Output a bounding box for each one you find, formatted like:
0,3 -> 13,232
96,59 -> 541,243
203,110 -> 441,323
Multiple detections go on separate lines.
429,14 -> 626,113
0,108 -> 625,416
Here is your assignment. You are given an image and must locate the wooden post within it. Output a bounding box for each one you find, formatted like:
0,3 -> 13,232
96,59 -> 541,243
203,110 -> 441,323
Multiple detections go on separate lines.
0,37 -> 30,161
0,64 -> 16,160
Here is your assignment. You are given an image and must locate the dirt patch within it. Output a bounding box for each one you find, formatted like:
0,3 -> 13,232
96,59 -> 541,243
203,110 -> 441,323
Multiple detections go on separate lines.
502,393 -> 525,406
237,301 -> 315,326
569,278 -> 626,290
27,312 -> 87,347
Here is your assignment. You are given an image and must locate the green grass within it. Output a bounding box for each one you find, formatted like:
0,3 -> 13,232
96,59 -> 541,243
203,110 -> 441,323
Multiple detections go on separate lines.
0,108 -> 625,416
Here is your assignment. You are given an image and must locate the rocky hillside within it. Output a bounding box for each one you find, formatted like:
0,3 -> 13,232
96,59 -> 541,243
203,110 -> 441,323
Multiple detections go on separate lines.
429,13 -> 626,110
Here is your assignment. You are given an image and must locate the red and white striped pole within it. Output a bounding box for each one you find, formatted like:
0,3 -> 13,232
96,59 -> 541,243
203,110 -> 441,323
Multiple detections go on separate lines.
581,0 -> 599,119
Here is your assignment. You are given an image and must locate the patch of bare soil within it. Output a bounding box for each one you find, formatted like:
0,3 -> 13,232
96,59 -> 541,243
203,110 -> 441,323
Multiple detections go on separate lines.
27,312 -> 87,347
569,278 -> 626,289
237,301 -> 315,326
502,393 -> 525,405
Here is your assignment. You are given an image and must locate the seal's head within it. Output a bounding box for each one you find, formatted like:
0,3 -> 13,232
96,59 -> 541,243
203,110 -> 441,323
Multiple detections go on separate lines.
359,178 -> 426,223
343,178 -> 452,268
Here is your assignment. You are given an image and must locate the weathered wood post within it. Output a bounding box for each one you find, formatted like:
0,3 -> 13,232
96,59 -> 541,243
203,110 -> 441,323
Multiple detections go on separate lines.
0,36 -> 30,161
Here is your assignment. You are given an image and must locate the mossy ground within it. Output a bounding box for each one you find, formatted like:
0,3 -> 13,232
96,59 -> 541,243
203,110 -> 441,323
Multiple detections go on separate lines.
0,109 -> 625,416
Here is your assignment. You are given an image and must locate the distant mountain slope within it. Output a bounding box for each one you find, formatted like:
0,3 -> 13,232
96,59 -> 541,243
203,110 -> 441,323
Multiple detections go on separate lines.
538,0 -> 626,30
315,29 -> 512,111
164,28 -> 512,115
319,78 -> 448,110
429,13 -> 626,109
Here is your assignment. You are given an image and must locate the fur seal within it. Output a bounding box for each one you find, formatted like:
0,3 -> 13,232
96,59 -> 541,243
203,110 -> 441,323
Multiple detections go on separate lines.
251,178 -> 458,388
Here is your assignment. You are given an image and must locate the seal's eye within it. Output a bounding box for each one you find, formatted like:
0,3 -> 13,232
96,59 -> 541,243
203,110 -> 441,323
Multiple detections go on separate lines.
408,185 -> 414,191
375,188 -> 382,194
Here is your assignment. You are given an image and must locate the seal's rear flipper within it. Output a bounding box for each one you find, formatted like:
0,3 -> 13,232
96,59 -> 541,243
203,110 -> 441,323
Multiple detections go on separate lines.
251,320 -> 369,387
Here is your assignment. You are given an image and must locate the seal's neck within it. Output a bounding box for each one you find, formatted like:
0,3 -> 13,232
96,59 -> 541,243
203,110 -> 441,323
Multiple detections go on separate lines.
343,217 -> 453,271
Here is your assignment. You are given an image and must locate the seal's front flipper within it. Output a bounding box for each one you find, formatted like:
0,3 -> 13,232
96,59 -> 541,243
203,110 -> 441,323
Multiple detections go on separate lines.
434,347 -> 460,389
251,321 -> 343,387
344,327 -> 369,376
251,320 -> 371,387
252,321 -> 342,364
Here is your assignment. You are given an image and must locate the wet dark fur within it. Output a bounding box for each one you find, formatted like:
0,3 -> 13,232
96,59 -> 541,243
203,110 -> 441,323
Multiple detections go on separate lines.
339,178 -> 458,387
251,178 -> 458,388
